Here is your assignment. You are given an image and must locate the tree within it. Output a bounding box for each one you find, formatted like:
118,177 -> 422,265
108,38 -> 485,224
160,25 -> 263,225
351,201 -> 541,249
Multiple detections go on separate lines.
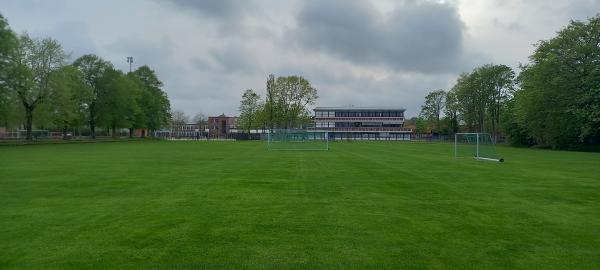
268,75 -> 318,129
265,74 -> 276,129
461,67 -> 493,133
45,65 -> 91,138
171,109 -> 188,125
73,54 -> 113,139
501,97 -> 534,147
238,89 -> 263,134
453,72 -> 477,132
415,117 -> 428,134
96,69 -> 138,138
444,90 -> 459,135
511,15 -> 600,148
419,90 -> 446,133
451,64 -> 514,137
0,14 -> 19,127
130,65 -> 171,136
192,112 -> 208,132
481,64 -> 515,141
7,34 -> 67,140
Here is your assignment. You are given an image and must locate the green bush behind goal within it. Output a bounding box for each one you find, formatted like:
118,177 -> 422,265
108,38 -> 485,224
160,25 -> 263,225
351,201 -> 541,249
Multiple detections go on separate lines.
266,130 -> 329,151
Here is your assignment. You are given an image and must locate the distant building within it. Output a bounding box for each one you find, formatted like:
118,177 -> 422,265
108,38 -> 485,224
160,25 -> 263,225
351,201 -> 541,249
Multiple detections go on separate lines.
312,106 -> 412,140
170,123 -> 200,138
208,114 -> 236,137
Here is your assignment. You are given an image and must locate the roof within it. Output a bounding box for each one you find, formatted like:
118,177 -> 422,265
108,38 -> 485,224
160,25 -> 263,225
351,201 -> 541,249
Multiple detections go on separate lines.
208,114 -> 236,118
314,106 -> 406,111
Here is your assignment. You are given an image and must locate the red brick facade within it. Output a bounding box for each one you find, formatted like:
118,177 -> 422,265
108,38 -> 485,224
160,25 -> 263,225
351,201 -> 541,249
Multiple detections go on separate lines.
208,114 -> 236,136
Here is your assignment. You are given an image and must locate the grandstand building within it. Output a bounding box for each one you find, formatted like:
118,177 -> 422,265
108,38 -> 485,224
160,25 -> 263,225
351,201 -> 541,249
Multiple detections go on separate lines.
312,106 -> 412,140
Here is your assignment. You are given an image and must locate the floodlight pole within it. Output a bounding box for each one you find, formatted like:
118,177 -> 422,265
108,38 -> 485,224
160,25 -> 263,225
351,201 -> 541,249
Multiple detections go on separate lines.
126,56 -> 133,73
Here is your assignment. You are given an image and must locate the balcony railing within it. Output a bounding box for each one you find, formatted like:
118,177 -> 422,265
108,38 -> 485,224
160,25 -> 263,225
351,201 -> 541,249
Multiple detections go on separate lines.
315,117 -> 404,121
308,127 -> 413,132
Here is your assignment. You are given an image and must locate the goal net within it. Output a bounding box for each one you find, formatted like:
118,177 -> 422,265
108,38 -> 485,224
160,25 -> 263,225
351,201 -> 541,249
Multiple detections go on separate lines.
267,129 -> 329,151
455,133 -> 504,162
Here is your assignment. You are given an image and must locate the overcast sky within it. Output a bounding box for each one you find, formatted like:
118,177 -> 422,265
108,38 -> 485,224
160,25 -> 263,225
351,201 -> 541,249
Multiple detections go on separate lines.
1,0 -> 598,117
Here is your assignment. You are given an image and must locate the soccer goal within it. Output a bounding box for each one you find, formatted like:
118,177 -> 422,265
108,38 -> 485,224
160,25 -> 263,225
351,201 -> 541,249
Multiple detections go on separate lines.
455,133 -> 504,162
266,129 -> 329,151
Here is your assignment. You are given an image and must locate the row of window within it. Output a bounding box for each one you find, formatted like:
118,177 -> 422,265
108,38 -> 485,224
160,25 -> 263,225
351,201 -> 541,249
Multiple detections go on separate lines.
328,133 -> 411,140
172,125 -> 199,131
316,122 -> 404,128
334,122 -> 403,128
316,122 -> 335,128
315,111 -> 404,117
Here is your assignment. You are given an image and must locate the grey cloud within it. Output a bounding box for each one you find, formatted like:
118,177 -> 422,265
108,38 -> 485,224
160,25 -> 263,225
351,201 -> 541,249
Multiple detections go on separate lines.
287,0 -> 470,73
165,0 -> 249,19
565,0 -> 600,20
190,58 -> 214,71
49,21 -> 99,61
105,37 -> 176,79
163,0 -> 254,34
492,18 -> 522,31
208,45 -> 258,74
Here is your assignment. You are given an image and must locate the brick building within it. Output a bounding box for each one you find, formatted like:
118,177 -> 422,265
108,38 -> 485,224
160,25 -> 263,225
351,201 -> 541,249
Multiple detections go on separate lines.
208,114 -> 236,137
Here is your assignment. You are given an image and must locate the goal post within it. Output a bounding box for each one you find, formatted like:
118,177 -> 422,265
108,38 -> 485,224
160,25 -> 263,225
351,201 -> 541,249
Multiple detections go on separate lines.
455,133 -> 504,162
266,129 -> 329,151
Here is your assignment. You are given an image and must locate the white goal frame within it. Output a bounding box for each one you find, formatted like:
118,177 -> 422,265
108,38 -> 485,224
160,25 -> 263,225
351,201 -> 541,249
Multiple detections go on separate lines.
454,132 -> 504,162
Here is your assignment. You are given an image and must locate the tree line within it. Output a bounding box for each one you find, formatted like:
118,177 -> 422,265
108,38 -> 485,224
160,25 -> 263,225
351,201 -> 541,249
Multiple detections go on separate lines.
237,74 -> 318,134
419,15 -> 600,149
0,14 -> 171,140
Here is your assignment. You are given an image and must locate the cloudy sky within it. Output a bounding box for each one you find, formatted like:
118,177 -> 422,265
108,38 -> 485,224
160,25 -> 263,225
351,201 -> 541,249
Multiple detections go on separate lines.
1,0 -> 598,117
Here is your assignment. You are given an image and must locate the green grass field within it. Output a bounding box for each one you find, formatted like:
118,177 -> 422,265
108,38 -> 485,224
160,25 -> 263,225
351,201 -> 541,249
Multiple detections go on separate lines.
1,141 -> 599,269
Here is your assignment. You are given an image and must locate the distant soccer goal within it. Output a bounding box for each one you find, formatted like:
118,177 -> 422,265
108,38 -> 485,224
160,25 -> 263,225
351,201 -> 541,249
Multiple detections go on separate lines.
455,133 -> 504,162
267,129 -> 329,151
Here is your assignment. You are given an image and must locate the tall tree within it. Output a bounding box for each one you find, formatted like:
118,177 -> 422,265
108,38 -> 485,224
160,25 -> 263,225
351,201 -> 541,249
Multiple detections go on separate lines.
415,117 -> 428,134
269,75 -> 318,129
73,54 -> 113,139
265,74 -> 276,129
171,109 -> 188,126
480,64 -> 515,141
0,14 -> 19,127
238,89 -> 262,134
7,34 -> 66,140
45,65 -> 91,138
452,64 -> 514,135
130,65 -> 171,136
419,90 -> 446,133
453,72 -> 477,131
511,16 -> 600,148
444,89 -> 459,135
96,69 -> 138,138
193,112 -> 208,132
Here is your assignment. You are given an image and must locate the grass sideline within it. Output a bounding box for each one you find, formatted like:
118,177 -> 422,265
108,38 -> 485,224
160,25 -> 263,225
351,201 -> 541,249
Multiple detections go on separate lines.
1,141 -> 599,269
0,137 -> 153,146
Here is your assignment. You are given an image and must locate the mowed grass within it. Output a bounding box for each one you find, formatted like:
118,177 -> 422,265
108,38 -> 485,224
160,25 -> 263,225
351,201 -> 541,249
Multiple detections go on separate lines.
1,141 -> 599,269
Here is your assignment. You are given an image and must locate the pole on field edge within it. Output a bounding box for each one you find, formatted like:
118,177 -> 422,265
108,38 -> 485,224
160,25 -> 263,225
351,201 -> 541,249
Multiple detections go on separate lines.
476,133 -> 480,159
